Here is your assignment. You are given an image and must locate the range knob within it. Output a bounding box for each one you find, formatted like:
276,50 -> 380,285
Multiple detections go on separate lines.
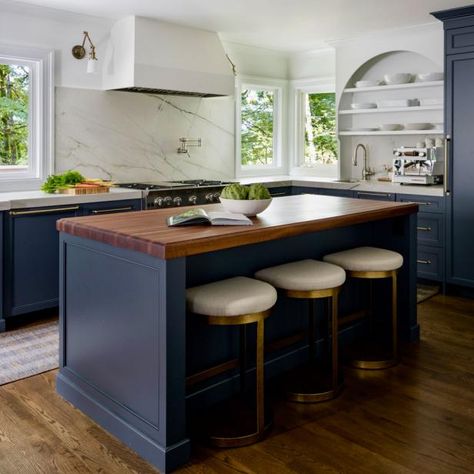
418,152 -> 426,157
394,151 -> 402,157
163,196 -> 172,206
205,193 -> 214,202
153,197 -> 164,208
173,196 -> 182,206
213,192 -> 221,201
188,195 -> 198,204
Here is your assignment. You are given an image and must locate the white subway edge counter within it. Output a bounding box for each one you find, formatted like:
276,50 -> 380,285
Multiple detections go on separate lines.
0,187 -> 143,211
240,176 -> 444,197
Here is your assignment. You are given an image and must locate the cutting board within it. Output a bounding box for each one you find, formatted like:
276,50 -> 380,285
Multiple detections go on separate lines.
58,186 -> 110,195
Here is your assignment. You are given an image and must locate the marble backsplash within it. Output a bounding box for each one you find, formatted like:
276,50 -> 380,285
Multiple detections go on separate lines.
55,87 -> 236,182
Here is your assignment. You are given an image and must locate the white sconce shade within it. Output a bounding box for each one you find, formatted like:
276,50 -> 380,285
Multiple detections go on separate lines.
87,58 -> 98,74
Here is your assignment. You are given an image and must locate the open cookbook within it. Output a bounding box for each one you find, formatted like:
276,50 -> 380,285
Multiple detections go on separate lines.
167,208 -> 253,227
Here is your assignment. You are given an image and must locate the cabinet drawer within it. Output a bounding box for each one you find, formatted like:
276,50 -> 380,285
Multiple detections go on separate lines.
417,213 -> 444,246
319,188 -> 354,198
291,186 -> 319,195
417,246 -> 444,281
268,186 -> 291,197
355,191 -> 395,201
81,199 -> 142,215
447,26 -> 474,54
397,194 -> 445,213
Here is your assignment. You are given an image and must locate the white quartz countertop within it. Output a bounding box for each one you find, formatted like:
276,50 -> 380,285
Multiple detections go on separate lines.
0,188 -> 143,211
240,176 -> 444,197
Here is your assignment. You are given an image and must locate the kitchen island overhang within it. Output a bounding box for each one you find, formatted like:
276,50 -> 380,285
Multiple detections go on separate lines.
56,194 -> 418,473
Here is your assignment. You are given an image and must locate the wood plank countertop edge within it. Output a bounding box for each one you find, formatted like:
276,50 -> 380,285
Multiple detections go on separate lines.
57,195 -> 418,260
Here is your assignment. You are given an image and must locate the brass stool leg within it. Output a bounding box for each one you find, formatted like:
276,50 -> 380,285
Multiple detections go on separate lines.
392,271 -> 398,361
308,299 -> 316,362
256,318 -> 265,434
331,292 -> 339,391
239,326 -> 247,395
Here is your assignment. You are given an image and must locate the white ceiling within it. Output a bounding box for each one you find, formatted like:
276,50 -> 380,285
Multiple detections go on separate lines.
3,0 -> 474,52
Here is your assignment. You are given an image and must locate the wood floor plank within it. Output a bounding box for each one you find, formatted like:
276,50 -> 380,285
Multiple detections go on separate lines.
0,294 -> 472,474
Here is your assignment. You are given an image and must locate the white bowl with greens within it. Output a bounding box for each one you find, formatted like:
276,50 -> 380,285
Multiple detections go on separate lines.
219,183 -> 272,216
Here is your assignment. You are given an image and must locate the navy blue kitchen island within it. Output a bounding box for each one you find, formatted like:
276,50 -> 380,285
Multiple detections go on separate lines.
56,194 -> 418,472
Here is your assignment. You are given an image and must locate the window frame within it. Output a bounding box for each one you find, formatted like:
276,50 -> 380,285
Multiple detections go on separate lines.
290,78 -> 339,178
0,45 -> 54,191
236,76 -> 287,178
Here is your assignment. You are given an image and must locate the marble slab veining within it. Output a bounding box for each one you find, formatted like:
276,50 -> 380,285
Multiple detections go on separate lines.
55,87 -> 235,183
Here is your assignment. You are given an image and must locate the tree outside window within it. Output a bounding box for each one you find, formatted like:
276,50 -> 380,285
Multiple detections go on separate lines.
303,92 -> 337,166
0,64 -> 29,168
241,88 -> 275,166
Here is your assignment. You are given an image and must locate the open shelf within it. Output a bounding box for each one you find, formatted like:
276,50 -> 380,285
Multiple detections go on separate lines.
343,81 -> 444,93
339,105 -> 443,115
339,130 -> 445,136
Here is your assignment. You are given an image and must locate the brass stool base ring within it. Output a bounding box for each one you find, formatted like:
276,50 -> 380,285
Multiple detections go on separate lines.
349,358 -> 398,370
210,419 -> 272,448
287,383 -> 343,403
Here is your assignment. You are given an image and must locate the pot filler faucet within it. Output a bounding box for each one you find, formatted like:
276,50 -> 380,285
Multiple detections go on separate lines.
353,143 -> 374,181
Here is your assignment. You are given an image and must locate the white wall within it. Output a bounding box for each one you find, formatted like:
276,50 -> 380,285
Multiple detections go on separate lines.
0,2 -> 112,90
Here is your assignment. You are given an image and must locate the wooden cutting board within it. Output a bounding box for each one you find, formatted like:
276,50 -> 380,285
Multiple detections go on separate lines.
58,186 -> 110,195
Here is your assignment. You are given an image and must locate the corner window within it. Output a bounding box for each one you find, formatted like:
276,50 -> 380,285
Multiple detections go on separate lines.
302,92 -> 337,166
0,46 -> 54,190
237,80 -> 284,177
292,82 -> 338,178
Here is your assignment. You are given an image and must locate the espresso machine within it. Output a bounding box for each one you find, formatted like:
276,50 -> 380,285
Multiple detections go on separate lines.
392,144 -> 445,185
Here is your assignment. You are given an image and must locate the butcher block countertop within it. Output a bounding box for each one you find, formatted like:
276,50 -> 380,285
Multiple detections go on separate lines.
57,194 -> 418,260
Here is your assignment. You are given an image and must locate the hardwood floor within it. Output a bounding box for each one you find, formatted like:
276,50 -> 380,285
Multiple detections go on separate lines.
0,294 -> 473,473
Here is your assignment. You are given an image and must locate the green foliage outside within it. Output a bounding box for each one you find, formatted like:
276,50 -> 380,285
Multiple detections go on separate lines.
0,64 -> 29,167
304,92 -> 337,165
241,89 -> 274,166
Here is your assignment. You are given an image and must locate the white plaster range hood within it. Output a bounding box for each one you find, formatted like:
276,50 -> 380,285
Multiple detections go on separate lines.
103,16 -> 235,97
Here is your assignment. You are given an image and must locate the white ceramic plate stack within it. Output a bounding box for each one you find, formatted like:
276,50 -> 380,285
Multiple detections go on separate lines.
354,80 -> 382,88
404,123 -> 433,130
416,72 -> 444,82
380,124 -> 403,131
343,127 -> 379,132
377,99 -> 419,108
351,102 -> 377,110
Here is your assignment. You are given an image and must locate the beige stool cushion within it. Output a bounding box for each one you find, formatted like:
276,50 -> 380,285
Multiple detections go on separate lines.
255,259 -> 346,291
186,276 -> 277,316
323,246 -> 403,272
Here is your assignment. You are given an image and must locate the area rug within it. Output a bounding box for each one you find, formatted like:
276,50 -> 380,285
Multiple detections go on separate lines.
0,320 -> 59,386
417,283 -> 440,304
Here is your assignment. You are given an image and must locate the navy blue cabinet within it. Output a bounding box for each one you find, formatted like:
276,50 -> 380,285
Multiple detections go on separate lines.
4,205 -> 81,317
267,186 -> 292,197
1,198 -> 142,328
433,6 -> 474,288
355,191 -> 395,201
319,188 -> 354,198
397,194 -> 446,282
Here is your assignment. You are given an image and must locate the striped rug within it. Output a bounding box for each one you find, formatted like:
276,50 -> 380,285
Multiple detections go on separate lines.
0,320 -> 59,386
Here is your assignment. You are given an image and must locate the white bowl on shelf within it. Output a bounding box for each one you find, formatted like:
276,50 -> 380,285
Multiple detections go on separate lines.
404,123 -> 433,130
383,73 -> 413,85
416,72 -> 444,82
377,99 -> 419,108
219,198 -> 272,216
350,102 -> 377,109
354,80 -> 382,88
380,124 -> 403,131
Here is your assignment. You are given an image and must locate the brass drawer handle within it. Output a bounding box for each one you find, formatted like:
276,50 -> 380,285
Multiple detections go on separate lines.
9,206 -> 80,216
91,206 -> 134,214
403,200 -> 432,206
417,259 -> 432,265
417,226 -> 433,232
270,192 -> 287,196
358,192 -> 392,198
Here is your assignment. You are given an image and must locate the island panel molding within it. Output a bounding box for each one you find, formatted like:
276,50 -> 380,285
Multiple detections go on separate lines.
57,195 -> 418,259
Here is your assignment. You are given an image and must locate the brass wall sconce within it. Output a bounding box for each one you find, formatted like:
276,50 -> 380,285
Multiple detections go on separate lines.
72,31 -> 98,73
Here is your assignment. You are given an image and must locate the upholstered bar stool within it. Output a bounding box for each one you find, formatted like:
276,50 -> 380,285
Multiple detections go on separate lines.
255,260 -> 346,402
186,276 -> 277,447
323,246 -> 403,370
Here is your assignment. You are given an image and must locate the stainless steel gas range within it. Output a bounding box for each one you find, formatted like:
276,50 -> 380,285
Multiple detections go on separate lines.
118,179 -> 235,209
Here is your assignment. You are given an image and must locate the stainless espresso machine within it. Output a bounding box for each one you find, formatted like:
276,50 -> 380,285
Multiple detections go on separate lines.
392,145 -> 445,185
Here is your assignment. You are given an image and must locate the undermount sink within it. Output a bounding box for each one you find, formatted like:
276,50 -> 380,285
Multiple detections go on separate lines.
333,179 -> 360,183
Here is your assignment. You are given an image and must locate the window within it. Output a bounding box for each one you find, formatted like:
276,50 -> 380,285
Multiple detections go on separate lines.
292,82 -> 338,178
0,45 -> 53,190
237,79 -> 284,176
302,92 -> 337,166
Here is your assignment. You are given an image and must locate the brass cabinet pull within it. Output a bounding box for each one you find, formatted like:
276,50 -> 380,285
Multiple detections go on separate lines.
9,206 -> 80,216
358,192 -> 392,198
408,200 -> 432,206
417,259 -> 432,265
444,135 -> 451,196
417,226 -> 433,232
91,206 -> 133,214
